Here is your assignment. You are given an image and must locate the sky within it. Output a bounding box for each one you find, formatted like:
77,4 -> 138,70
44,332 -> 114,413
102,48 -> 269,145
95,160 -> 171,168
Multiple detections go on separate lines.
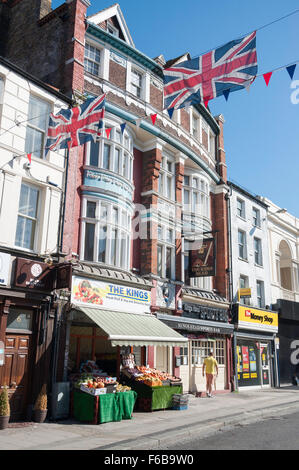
53,0 -> 299,217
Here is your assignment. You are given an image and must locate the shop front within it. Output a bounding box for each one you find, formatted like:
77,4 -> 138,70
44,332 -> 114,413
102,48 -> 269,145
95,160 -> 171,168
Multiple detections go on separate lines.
233,305 -> 279,389
0,255 -> 56,421
57,268 -> 188,420
157,296 -> 233,394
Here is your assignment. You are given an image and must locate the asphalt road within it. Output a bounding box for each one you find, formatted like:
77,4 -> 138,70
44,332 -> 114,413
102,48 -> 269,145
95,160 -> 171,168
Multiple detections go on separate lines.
165,411 -> 299,450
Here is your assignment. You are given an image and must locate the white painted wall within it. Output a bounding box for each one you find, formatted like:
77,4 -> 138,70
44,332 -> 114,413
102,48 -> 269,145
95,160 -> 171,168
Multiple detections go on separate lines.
229,185 -> 272,309
0,63 -> 68,257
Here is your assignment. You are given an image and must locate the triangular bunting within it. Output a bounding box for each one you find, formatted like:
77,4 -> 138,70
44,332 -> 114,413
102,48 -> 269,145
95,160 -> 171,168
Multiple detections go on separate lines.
150,113 -> 157,125
27,153 -> 32,164
263,72 -> 272,87
67,140 -> 72,151
105,128 -> 112,139
167,108 -> 174,119
120,123 -> 126,134
286,64 -> 296,80
223,89 -> 230,101
204,99 -> 209,108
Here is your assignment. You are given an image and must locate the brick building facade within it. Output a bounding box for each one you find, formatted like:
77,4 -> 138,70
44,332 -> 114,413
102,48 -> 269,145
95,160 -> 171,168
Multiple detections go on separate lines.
0,0 -> 233,398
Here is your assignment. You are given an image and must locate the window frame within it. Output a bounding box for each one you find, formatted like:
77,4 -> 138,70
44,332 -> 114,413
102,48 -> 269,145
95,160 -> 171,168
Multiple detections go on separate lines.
25,94 -> 51,159
238,229 -> 247,260
158,153 -> 176,201
236,198 -> 246,219
15,182 -> 41,252
256,280 -> 265,308
84,41 -> 103,77
157,224 -> 176,280
254,237 -> 263,266
252,207 -> 261,228
130,67 -> 143,99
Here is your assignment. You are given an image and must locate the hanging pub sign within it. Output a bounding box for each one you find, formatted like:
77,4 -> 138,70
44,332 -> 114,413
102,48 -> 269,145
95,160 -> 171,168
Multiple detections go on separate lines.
189,238 -> 216,277
13,258 -> 55,291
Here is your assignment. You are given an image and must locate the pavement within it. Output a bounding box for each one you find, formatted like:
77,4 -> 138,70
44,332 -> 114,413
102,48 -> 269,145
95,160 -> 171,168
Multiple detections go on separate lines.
1,386 -> 299,450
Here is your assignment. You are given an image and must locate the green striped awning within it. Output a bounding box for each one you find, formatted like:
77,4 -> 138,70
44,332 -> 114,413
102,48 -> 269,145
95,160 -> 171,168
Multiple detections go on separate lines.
71,306 -> 188,347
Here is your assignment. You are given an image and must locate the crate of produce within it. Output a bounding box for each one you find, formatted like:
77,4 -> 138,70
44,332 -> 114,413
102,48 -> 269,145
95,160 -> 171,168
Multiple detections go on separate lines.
105,384 -> 117,393
80,384 -> 107,395
172,394 -> 189,405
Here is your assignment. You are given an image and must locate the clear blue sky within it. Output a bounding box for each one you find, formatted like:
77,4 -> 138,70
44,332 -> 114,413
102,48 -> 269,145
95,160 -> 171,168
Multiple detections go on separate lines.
53,0 -> 299,217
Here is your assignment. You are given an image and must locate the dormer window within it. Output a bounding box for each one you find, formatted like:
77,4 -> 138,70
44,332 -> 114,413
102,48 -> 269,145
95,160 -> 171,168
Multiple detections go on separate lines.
107,23 -> 119,37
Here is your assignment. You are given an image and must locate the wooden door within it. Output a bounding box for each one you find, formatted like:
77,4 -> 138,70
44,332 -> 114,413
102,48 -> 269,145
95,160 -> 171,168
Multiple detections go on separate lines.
2,334 -> 31,421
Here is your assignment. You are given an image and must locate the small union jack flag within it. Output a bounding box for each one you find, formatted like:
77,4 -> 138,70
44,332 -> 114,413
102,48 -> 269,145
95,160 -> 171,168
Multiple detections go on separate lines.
46,94 -> 105,152
164,31 -> 257,109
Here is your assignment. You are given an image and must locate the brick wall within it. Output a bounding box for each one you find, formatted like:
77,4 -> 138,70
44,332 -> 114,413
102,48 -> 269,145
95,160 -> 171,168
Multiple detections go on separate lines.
180,108 -> 190,132
211,190 -> 229,299
109,59 -> 126,90
150,84 -> 163,110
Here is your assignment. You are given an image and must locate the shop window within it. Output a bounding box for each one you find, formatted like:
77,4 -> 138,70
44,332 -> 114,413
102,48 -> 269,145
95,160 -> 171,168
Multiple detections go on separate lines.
25,95 -> 50,159
82,199 -> 131,270
191,340 -> 225,366
179,346 -> 188,366
15,182 -> 40,251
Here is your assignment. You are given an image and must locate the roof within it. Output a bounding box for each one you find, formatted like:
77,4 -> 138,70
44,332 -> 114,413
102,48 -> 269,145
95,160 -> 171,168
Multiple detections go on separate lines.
87,3 -> 135,47
182,287 -> 228,304
72,261 -> 153,289
164,53 -> 191,69
71,306 -> 188,347
228,180 -> 269,209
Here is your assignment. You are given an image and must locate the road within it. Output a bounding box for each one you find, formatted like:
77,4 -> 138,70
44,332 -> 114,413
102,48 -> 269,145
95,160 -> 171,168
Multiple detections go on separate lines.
164,410 -> 299,450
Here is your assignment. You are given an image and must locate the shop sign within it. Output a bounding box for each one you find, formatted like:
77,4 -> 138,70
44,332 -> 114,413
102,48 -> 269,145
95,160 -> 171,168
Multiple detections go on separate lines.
71,276 -> 151,314
13,258 -> 55,291
188,238 -> 216,277
0,252 -> 11,286
183,303 -> 229,323
238,288 -> 251,298
237,305 -> 278,333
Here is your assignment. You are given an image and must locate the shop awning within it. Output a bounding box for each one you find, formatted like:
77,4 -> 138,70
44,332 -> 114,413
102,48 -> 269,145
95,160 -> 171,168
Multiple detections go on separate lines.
71,306 -> 188,347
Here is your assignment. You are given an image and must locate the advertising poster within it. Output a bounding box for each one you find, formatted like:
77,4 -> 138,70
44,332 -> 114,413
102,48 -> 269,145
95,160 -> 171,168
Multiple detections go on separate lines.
249,347 -> 257,372
242,346 -> 249,372
71,276 -> 151,314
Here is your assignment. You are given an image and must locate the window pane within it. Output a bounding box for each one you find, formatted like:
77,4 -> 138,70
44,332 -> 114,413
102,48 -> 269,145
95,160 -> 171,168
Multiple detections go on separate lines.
100,204 -> 107,222
15,216 -> 35,250
184,176 -> 190,186
120,236 -> 127,268
114,148 -> 120,173
25,125 -> 43,158
166,176 -> 172,199
103,144 -> 110,170
112,207 -> 118,225
166,247 -> 172,279
90,141 -> 99,166
123,153 -> 129,178
98,225 -> 107,262
84,223 -> 95,261
157,245 -> 163,277
28,95 -> 49,130
86,201 -> 96,218
110,229 -> 117,266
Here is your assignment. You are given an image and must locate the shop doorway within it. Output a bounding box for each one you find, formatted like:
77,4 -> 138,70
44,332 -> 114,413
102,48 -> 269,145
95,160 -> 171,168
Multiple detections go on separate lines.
237,339 -> 272,389
155,346 -> 169,372
260,343 -> 271,387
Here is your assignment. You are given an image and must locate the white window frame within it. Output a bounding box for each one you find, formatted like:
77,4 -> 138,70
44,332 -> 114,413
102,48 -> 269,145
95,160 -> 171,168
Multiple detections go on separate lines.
106,23 -> 119,37
182,173 -> 210,219
25,94 -> 51,159
81,198 -> 132,270
256,280 -> 265,308
157,224 -> 175,280
191,339 -> 225,366
252,207 -> 261,228
87,124 -> 134,182
238,229 -> 247,260
84,41 -> 103,77
239,275 -> 250,305
158,153 -> 175,201
15,182 -> 41,252
254,237 -> 263,266
130,67 -> 143,99
237,198 -> 246,219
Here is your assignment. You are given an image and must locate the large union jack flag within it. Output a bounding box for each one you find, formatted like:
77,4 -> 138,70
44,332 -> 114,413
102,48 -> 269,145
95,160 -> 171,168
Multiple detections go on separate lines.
46,94 -> 105,153
164,31 -> 257,109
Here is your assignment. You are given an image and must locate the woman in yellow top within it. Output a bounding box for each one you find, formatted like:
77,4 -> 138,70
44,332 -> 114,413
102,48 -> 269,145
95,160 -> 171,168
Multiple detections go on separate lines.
202,351 -> 218,398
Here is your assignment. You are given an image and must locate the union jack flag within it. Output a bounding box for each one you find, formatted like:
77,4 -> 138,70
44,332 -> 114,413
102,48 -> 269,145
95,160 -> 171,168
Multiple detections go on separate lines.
164,31 -> 257,109
46,94 -> 105,153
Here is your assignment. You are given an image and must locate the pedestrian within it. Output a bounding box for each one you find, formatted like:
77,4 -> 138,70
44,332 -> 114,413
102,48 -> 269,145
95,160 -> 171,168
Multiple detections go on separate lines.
202,350 -> 218,398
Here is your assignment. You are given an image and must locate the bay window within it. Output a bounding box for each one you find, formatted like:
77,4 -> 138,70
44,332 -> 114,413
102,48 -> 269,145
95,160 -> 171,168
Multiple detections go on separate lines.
158,154 -> 175,200
87,126 -> 133,181
182,173 -> 209,218
82,198 -> 131,270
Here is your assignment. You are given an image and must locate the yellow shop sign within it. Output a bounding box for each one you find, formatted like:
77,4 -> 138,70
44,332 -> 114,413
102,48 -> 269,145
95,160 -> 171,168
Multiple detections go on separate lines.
238,305 -> 278,332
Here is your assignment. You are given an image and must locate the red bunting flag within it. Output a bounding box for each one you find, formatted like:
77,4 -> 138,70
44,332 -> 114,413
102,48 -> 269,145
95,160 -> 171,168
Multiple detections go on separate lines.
150,113 -> 157,125
204,99 -> 209,108
27,153 -> 32,164
105,128 -> 112,139
263,72 -> 272,86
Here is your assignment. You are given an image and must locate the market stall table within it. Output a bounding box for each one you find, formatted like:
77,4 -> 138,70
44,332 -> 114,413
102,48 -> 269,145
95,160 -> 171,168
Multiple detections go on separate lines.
72,389 -> 137,424
125,380 -> 183,412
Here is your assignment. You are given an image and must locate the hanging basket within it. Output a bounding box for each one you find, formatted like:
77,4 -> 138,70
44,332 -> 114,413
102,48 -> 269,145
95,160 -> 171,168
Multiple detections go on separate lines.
0,415 -> 10,430
33,409 -> 47,423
